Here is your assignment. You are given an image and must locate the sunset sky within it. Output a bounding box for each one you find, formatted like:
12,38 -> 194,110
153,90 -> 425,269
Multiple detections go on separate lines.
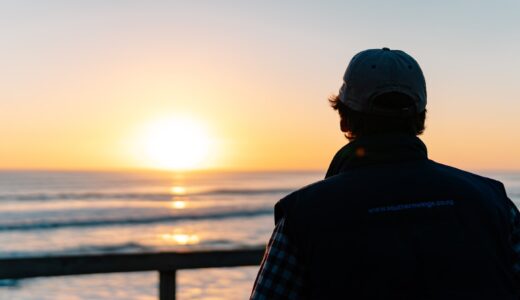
2,1 -> 519,171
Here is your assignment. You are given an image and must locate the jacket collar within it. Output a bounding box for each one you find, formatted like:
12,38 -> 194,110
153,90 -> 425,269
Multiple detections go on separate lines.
325,134 -> 428,178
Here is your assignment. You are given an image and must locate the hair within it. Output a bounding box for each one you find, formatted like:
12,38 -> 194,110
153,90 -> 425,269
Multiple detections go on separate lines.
329,92 -> 426,141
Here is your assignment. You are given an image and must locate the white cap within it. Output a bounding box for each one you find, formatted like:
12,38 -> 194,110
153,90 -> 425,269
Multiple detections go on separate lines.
338,47 -> 427,116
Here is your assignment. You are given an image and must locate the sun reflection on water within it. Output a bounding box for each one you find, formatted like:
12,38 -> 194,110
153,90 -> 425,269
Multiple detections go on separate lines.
170,200 -> 187,209
170,186 -> 186,195
161,233 -> 200,245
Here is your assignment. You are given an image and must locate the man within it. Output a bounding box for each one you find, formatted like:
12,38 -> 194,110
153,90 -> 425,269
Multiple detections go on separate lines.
251,48 -> 520,299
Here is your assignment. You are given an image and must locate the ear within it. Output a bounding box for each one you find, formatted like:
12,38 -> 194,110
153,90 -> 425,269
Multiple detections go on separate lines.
340,118 -> 348,132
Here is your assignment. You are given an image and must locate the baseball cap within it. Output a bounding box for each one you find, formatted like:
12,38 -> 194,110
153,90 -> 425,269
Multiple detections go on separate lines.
338,47 -> 427,116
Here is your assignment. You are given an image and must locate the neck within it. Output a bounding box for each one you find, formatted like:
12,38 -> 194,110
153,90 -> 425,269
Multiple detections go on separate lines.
325,133 -> 428,178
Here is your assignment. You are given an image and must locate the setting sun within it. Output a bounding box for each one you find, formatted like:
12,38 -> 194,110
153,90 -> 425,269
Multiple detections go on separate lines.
140,117 -> 212,170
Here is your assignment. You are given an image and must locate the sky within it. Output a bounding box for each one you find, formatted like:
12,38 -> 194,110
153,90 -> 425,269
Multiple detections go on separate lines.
1,0 -> 519,171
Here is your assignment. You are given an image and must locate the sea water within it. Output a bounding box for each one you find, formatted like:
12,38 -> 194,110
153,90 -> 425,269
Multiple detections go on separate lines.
0,170 -> 519,300
0,170 -> 321,300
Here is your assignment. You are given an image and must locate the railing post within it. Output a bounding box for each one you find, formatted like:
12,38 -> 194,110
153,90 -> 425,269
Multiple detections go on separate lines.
159,270 -> 176,300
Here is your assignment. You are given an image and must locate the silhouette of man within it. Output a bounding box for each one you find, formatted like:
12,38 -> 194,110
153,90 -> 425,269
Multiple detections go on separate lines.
251,48 -> 520,299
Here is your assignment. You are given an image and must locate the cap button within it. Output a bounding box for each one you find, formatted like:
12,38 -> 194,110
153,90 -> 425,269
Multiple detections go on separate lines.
382,47 -> 390,51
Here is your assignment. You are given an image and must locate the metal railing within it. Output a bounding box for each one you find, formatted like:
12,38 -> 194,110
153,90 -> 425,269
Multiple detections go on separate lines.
0,247 -> 265,300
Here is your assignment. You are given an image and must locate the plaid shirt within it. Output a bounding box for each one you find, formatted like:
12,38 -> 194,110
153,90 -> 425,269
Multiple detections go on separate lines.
251,202 -> 520,299
511,205 -> 520,274
250,217 -> 305,299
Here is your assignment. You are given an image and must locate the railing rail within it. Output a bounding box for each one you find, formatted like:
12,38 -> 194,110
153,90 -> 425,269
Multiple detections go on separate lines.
0,247 -> 265,300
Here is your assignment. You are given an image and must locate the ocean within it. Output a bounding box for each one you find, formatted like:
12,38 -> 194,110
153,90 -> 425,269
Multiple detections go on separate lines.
0,170 -> 519,300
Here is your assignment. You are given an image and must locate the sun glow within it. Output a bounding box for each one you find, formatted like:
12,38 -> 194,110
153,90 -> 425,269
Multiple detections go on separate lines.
141,117 -> 211,170
170,200 -> 187,209
161,233 -> 200,245
170,186 -> 187,195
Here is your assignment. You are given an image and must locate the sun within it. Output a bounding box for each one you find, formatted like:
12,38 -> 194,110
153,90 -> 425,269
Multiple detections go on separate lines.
142,117 -> 211,170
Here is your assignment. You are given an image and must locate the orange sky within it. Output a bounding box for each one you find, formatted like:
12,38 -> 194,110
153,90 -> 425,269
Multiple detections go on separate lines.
1,1 -> 519,171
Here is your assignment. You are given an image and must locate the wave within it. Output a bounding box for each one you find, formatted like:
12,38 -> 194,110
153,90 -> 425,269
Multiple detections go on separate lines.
0,188 -> 294,202
0,208 -> 273,231
0,240 -> 244,261
70,241 -> 153,253
0,242 -> 153,258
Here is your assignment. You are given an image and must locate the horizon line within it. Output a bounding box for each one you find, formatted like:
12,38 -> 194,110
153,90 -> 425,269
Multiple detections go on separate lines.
0,167 -> 519,174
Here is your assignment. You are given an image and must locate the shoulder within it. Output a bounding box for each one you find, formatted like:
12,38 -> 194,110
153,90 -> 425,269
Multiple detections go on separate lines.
274,175 -> 347,223
429,160 -> 507,194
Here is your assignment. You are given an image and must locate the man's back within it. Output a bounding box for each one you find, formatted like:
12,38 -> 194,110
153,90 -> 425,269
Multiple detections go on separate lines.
274,134 -> 519,299
250,48 -> 520,299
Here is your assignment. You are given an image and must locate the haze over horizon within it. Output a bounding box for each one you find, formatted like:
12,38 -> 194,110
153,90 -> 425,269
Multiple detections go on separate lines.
2,1 -> 519,171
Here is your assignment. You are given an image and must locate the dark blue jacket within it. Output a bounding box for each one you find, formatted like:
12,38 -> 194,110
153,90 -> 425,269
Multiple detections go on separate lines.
275,134 -> 520,299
